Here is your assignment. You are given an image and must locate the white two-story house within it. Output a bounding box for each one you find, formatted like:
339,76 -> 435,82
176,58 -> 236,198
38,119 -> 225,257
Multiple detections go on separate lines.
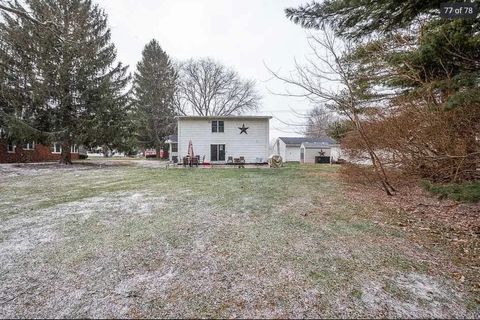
168,116 -> 271,164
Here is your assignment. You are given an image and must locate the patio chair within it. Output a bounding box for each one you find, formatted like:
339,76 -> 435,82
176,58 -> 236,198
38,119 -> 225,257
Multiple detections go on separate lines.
227,156 -> 233,165
191,156 -> 199,167
239,156 -> 245,168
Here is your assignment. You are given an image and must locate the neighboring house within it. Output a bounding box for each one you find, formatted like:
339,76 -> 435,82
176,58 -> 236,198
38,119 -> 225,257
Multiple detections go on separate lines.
0,140 -> 80,163
275,136 -> 339,162
300,139 -> 342,164
170,116 -> 271,164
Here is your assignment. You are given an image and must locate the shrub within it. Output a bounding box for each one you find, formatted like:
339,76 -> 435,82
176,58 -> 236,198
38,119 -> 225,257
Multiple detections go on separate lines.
422,181 -> 480,203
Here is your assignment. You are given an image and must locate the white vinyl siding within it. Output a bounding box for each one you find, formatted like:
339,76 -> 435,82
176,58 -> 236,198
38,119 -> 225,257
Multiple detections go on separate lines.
300,144 -> 342,163
331,147 -> 342,162
275,139 -> 302,162
178,118 -> 270,163
303,147 -> 332,164
284,146 -> 301,162
276,139 -> 286,159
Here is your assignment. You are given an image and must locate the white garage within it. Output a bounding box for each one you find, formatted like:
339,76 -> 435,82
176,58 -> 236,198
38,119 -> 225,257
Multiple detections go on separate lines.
300,141 -> 342,164
275,137 -> 340,163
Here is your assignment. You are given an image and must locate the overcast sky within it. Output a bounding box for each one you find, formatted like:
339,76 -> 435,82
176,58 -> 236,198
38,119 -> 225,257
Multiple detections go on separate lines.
99,0 -> 315,139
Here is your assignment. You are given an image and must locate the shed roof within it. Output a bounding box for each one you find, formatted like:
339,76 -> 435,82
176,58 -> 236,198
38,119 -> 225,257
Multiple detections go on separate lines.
177,115 -> 272,120
301,142 -> 336,149
278,136 -> 337,146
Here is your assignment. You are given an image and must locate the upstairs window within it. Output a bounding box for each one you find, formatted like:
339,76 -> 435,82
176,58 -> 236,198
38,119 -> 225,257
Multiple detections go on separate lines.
211,120 -> 224,133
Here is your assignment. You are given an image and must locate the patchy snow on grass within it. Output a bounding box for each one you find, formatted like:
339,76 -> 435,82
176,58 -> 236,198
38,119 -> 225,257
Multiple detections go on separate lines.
0,163 -> 477,318
360,272 -> 466,318
0,162 -> 94,178
0,191 -> 166,257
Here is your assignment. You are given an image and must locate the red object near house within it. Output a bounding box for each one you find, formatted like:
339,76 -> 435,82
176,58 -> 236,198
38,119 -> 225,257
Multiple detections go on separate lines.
187,140 -> 194,158
159,149 -> 164,158
144,149 -> 157,158
0,140 -> 80,163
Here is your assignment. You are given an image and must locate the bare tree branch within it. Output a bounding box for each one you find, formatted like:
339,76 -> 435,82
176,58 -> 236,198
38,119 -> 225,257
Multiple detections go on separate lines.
267,28 -> 396,195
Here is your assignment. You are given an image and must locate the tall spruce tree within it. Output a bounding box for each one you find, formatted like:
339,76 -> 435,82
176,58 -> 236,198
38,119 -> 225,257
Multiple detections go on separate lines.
84,74 -> 134,156
0,0 -> 130,164
133,39 -> 176,156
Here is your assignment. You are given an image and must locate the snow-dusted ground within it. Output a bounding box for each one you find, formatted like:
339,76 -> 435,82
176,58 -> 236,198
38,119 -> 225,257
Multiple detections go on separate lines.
0,163 -> 477,318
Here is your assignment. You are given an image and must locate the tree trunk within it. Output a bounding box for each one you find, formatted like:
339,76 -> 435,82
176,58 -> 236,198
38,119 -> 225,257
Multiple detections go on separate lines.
461,132 -> 478,181
351,112 -> 396,195
103,144 -> 109,157
59,141 -> 72,165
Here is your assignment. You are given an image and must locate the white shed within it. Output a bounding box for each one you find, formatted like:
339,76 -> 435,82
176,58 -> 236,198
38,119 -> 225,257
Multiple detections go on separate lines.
274,137 -> 303,162
300,141 -> 342,164
275,136 -> 340,162
175,116 -> 271,164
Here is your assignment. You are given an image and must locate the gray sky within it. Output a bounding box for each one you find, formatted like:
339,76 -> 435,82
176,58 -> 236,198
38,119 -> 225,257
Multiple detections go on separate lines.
100,0 -> 314,139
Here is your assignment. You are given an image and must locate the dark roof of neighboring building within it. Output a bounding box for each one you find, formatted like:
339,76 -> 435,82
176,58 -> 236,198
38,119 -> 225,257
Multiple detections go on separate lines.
165,134 -> 177,143
302,142 -> 336,149
278,136 -> 337,146
177,115 -> 272,120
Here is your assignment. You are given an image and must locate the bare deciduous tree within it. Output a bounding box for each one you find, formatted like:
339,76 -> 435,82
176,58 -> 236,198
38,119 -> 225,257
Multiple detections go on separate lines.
272,105 -> 337,138
267,30 -> 396,195
305,105 -> 336,138
175,58 -> 260,116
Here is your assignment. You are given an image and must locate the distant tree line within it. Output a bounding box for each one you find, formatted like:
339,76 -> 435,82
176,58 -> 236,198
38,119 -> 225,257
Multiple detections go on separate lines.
0,0 -> 260,162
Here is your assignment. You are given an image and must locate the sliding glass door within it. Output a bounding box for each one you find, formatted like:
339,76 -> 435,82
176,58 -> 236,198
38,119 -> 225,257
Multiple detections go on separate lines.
210,144 -> 226,161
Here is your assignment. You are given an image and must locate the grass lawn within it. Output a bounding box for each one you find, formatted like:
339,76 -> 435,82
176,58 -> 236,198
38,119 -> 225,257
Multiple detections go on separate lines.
422,180 -> 480,203
0,162 -> 477,318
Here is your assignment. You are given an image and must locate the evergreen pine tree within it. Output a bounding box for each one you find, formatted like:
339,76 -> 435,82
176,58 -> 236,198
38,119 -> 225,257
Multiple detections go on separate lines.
0,0 -> 130,164
133,39 -> 176,156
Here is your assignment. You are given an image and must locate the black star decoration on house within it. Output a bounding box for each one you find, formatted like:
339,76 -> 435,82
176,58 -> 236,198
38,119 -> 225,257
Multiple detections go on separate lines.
239,123 -> 249,134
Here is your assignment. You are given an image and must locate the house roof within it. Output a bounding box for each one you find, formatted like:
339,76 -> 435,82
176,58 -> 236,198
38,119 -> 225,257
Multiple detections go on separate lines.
278,136 -> 337,146
177,115 -> 272,120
